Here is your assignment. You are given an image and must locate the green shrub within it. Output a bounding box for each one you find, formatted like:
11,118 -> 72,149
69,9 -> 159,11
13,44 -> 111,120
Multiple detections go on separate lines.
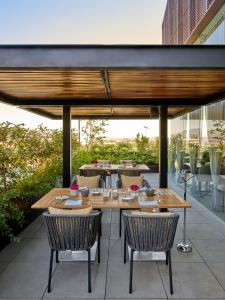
72,141 -> 159,174
0,189 -> 24,241
15,156 -> 62,201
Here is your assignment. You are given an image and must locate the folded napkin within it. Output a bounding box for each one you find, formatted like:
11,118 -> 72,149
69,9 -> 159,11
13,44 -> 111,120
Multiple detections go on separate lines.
64,199 -> 83,206
139,200 -> 158,206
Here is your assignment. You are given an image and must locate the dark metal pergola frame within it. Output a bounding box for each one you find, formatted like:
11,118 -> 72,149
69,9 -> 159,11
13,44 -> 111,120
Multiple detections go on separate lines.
1,45 -> 225,188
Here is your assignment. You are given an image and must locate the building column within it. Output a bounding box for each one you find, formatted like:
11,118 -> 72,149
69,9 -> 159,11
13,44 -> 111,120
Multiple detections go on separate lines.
159,106 -> 168,188
63,106 -> 71,187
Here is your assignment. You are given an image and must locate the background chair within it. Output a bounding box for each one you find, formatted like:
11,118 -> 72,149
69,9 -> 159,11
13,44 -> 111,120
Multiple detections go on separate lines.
96,159 -> 111,165
215,183 -> 225,211
119,159 -> 133,165
43,211 -> 102,293
122,211 -> 179,294
96,160 -> 112,187
116,170 -> 150,188
195,164 -> 211,195
71,173 -> 105,188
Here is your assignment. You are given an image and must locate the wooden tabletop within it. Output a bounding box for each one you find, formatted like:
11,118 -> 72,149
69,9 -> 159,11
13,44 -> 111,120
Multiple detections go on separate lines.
79,164 -> 149,173
31,188 -> 192,210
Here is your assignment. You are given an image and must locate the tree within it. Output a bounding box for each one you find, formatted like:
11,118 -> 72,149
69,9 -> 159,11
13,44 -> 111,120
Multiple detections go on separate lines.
209,121 -> 225,148
135,133 -> 149,153
0,122 -> 79,191
82,120 -> 108,150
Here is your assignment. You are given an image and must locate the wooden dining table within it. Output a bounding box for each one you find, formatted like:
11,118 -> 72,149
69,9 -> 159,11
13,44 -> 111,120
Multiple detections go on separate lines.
31,187 -> 191,210
79,163 -> 150,175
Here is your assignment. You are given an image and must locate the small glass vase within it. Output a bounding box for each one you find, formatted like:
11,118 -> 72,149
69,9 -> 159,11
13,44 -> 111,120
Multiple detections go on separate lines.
70,189 -> 79,197
131,191 -> 139,198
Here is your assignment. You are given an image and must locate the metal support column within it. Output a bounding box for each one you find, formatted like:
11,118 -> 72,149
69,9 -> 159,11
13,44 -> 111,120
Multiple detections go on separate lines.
63,106 -> 71,187
159,106 -> 168,188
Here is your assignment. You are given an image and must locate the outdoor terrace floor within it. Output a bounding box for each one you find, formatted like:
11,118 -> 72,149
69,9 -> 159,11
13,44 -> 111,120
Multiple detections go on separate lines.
1,174 -> 225,299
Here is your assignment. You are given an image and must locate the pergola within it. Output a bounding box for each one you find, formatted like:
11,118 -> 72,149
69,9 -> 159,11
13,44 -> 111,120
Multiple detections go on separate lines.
0,45 -> 225,188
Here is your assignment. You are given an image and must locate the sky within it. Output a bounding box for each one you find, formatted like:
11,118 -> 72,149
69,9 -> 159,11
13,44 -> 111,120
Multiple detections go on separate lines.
0,0 -> 167,138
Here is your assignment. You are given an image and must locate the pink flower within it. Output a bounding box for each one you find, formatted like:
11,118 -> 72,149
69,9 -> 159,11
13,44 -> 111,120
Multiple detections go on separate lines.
130,184 -> 140,191
70,184 -> 79,190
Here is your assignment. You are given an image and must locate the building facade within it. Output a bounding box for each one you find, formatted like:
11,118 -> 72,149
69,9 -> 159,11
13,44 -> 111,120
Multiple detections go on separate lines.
163,0 -> 225,222
162,0 -> 225,45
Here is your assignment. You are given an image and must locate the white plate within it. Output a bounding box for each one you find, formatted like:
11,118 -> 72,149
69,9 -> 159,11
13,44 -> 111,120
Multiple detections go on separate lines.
122,195 -> 135,201
64,199 -> 83,206
92,191 -> 102,195
55,195 -> 69,201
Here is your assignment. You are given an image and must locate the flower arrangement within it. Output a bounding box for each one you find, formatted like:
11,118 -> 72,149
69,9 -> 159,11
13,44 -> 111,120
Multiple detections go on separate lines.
92,159 -> 98,167
70,184 -> 79,190
130,184 -> 140,191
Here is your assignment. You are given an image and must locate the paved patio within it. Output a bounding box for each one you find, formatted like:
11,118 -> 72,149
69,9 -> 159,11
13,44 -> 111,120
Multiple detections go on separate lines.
1,174 -> 225,299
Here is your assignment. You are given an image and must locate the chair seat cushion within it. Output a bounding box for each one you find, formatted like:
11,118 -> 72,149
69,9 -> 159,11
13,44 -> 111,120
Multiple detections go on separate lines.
77,175 -> 100,188
49,206 -> 92,215
121,175 -> 143,189
131,211 -> 176,217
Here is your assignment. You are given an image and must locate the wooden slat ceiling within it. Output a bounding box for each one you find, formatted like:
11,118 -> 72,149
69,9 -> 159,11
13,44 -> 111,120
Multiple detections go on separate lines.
20,106 -> 189,119
0,68 -> 225,119
0,69 -> 225,99
0,70 -> 105,99
109,70 -> 225,99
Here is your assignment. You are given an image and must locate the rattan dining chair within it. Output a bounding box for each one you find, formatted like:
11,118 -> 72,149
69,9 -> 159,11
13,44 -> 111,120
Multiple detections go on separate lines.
122,211 -> 179,294
71,173 -> 105,188
43,211 -> 102,293
117,171 -> 151,237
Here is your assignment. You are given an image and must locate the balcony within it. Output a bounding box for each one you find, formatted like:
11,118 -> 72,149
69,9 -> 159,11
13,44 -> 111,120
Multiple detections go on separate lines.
1,173 -> 225,299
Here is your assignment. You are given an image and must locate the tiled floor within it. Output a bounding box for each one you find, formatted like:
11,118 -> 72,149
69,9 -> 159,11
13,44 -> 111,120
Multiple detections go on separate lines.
1,174 -> 225,299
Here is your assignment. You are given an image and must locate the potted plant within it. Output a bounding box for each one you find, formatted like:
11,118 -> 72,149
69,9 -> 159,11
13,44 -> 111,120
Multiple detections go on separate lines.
189,144 -> 199,175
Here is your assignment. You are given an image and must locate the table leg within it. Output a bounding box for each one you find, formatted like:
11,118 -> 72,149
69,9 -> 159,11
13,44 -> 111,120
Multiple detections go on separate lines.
177,207 -> 192,253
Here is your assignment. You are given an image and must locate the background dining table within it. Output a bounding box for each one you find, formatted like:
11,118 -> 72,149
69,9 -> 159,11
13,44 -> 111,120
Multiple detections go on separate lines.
79,163 -> 150,175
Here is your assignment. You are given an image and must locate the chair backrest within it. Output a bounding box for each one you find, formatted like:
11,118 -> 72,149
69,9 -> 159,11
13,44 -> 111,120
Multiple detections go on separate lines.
71,174 -> 104,188
97,159 -> 111,165
118,169 -> 140,177
43,211 -> 102,251
117,173 -> 150,188
123,211 -> 179,252
119,160 -> 133,165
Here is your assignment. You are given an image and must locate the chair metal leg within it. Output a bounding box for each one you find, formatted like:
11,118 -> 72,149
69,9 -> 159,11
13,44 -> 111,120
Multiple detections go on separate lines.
56,250 -> 59,263
129,249 -> 134,294
100,221 -> 102,237
166,250 -> 168,265
98,231 -> 101,263
168,250 -> 173,295
119,209 -> 122,237
48,249 -> 54,293
88,249 -> 92,293
97,209 -> 102,236
124,231 -> 127,264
